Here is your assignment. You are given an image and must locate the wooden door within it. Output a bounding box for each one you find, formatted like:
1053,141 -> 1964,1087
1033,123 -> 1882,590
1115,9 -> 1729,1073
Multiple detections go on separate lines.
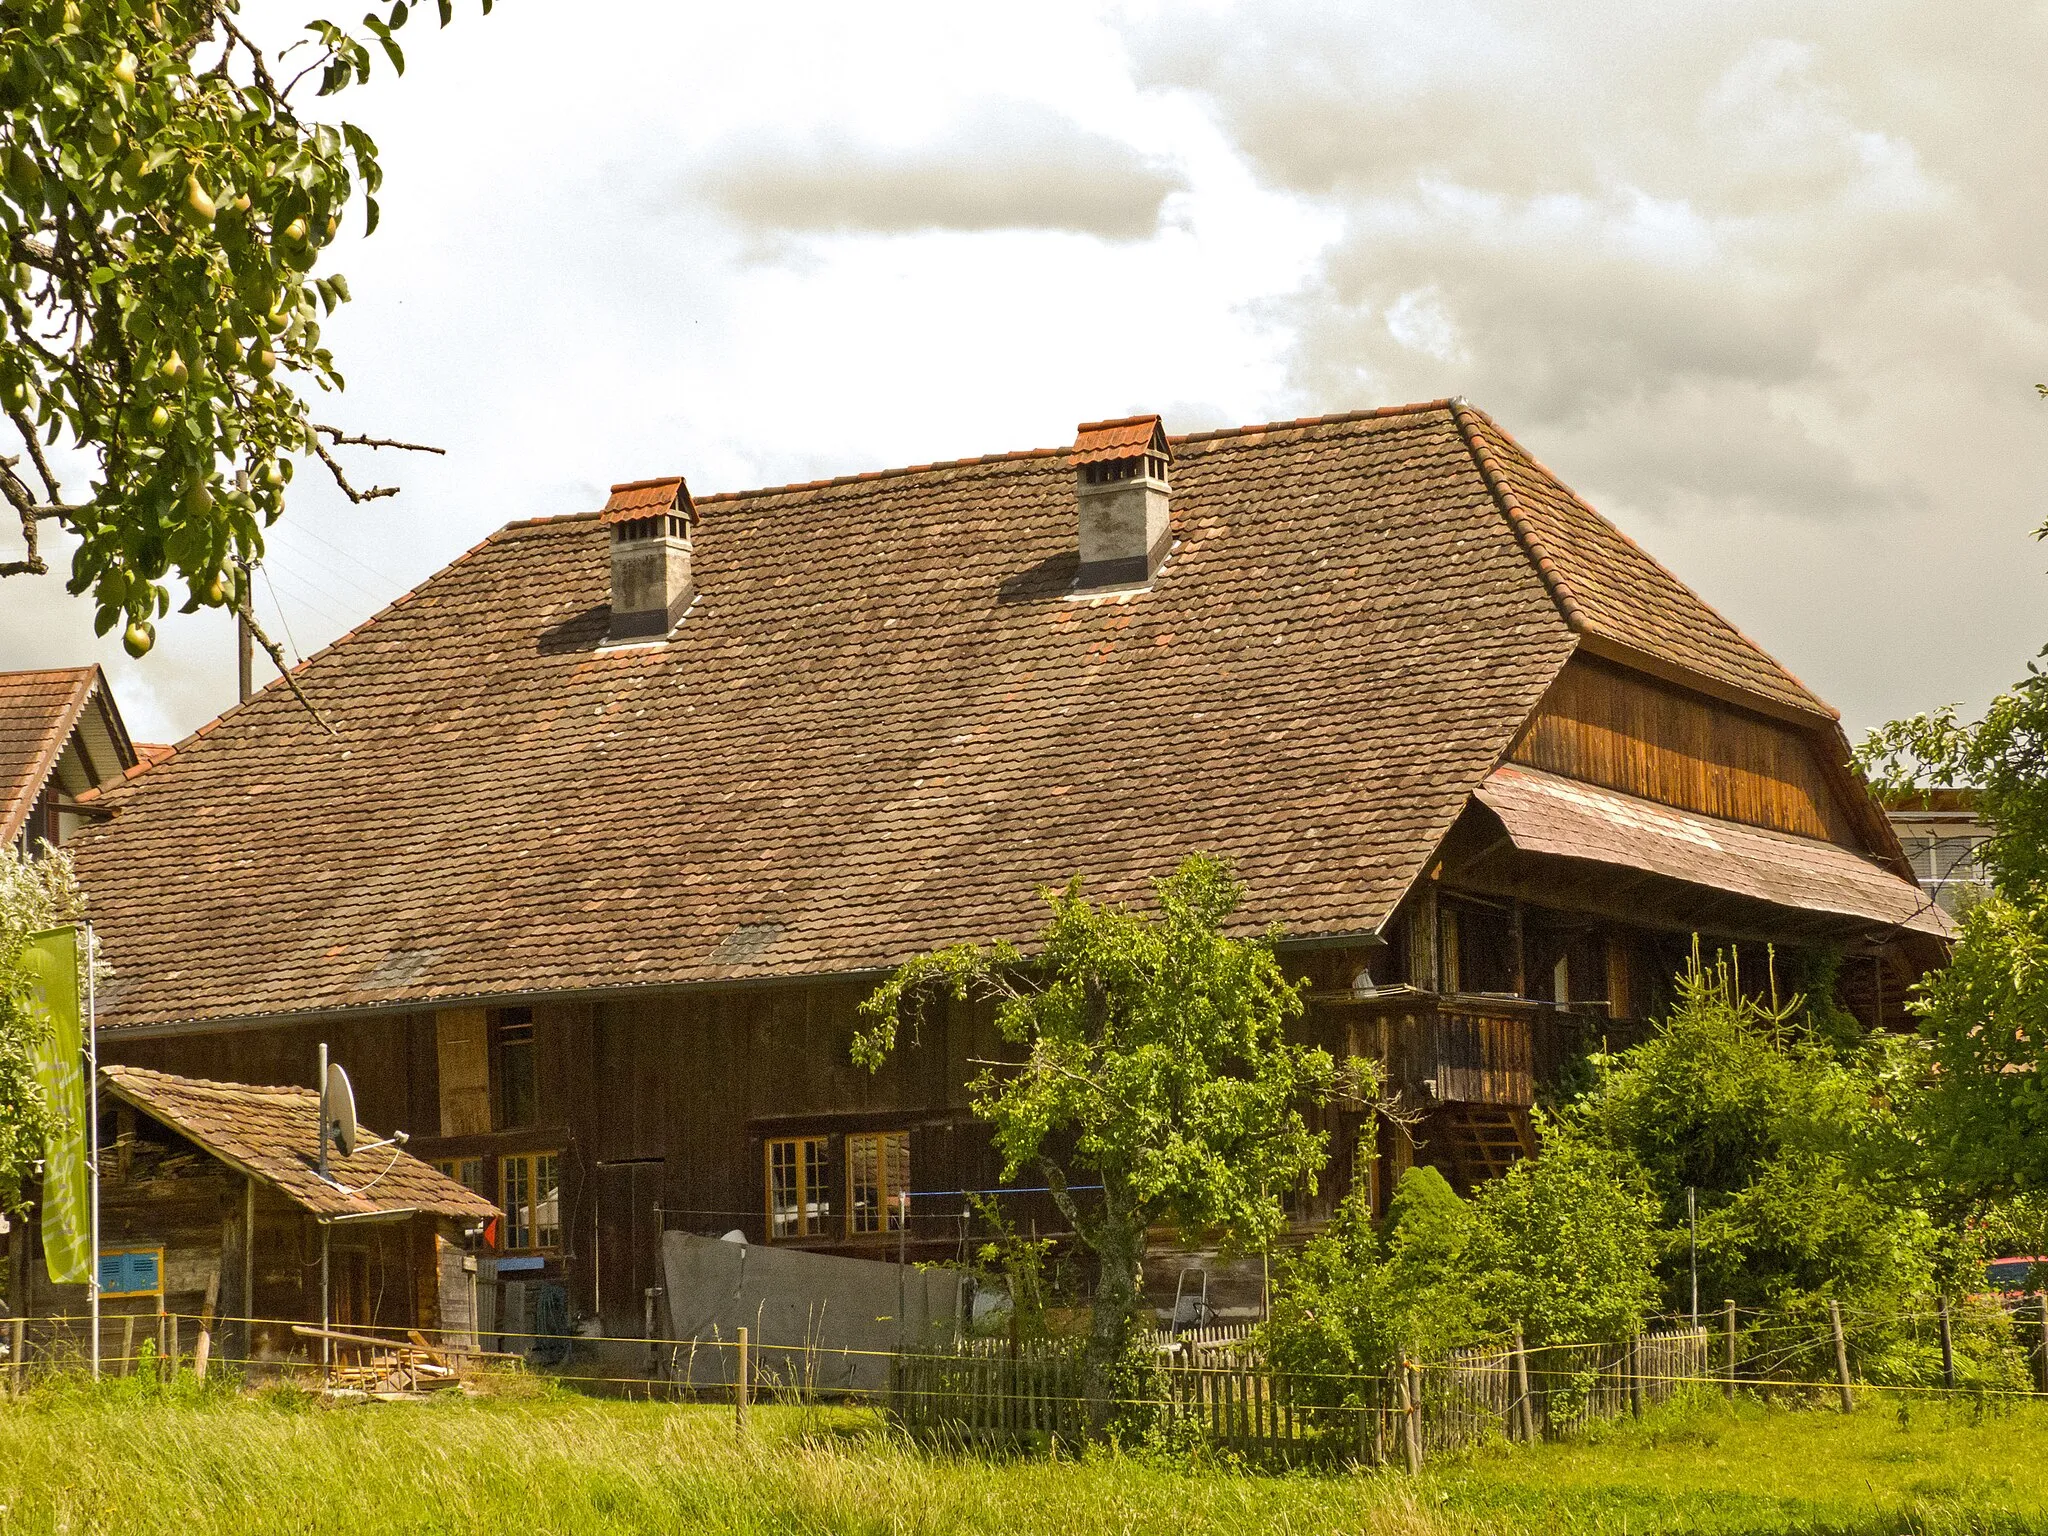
333,1250 -> 371,1330
594,1159 -> 665,1339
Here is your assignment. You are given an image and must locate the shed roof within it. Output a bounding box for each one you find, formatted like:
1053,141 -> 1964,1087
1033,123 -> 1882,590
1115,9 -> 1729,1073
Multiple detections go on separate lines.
1475,764 -> 1949,939
70,401 -> 1868,1031
100,1064 -> 498,1222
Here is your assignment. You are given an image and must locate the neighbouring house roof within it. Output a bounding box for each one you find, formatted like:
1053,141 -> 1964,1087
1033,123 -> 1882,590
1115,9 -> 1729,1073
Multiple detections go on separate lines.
100,1064 -> 498,1222
1475,764 -> 1950,939
69,400 -> 1886,1032
0,665 -> 138,848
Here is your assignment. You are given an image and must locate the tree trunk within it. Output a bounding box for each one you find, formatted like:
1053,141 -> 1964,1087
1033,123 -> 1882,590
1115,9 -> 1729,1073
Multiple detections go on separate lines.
1084,1198 -> 1148,1435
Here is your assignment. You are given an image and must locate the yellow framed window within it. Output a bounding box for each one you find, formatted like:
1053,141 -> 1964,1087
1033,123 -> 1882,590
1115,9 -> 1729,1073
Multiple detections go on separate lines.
499,1151 -> 561,1253
846,1130 -> 910,1237
766,1136 -> 831,1239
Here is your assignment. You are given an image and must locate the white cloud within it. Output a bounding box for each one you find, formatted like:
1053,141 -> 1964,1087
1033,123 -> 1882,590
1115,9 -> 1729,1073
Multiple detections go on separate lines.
1,0 -> 2042,746
689,100 -> 1188,240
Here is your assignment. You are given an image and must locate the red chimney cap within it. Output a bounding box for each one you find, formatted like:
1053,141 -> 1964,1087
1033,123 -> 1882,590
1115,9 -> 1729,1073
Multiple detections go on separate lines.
1072,416 -> 1169,467
601,476 -> 694,526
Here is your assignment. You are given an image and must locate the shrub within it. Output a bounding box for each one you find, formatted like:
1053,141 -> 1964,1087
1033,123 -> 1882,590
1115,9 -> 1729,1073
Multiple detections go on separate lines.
1468,1131 -> 1660,1347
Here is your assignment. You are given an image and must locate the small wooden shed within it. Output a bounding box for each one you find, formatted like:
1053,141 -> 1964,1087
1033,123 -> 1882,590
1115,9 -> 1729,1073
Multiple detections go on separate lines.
9,1065 -> 499,1367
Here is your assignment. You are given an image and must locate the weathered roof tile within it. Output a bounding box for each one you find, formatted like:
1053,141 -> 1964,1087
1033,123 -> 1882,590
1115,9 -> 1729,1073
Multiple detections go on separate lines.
71,403 -> 1854,1029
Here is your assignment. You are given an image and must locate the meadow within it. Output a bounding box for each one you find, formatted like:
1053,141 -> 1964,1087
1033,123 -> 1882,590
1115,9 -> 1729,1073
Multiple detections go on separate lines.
1,1382 -> 2045,1535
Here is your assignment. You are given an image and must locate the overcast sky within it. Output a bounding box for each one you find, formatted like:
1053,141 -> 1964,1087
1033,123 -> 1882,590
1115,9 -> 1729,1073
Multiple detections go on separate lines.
2,0 -> 2043,746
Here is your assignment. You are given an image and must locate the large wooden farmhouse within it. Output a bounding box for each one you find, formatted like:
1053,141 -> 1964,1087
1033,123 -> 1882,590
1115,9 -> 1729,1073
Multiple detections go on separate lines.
65,401 -> 1945,1336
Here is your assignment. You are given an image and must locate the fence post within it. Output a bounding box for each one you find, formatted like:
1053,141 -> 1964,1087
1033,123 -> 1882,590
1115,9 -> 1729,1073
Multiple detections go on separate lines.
1828,1300 -> 1854,1413
1723,1300 -> 1737,1399
735,1326 -> 750,1433
1513,1325 -> 1536,1443
2035,1294 -> 2048,1396
1627,1335 -> 1643,1419
1396,1362 -> 1423,1474
1937,1296 -> 1955,1391
7,1317 -> 21,1396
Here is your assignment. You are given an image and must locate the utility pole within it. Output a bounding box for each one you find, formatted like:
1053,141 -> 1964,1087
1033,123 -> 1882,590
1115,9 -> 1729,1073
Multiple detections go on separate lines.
236,558 -> 254,704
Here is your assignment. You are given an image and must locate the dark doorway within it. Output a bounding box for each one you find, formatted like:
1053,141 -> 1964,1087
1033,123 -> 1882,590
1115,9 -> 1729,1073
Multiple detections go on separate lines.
594,1159 -> 666,1339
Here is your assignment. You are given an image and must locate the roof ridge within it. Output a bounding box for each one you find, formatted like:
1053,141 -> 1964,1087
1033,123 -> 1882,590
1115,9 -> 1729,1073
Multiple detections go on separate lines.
652,400 -> 1461,510
0,665 -> 100,682
1457,401 -> 1835,722
1449,398 -> 1587,632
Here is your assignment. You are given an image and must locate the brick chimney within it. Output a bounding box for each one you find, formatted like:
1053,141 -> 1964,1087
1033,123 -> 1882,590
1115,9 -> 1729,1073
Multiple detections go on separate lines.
602,477 -> 695,641
1072,415 -> 1172,588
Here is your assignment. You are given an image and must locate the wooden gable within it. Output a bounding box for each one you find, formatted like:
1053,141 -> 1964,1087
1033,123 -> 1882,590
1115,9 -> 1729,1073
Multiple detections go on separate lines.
1507,654 -> 1875,851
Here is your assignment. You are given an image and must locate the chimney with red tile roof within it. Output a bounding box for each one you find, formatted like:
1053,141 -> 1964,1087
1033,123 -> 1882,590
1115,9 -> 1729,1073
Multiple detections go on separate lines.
602,476 -> 695,641
1073,415 -> 1172,588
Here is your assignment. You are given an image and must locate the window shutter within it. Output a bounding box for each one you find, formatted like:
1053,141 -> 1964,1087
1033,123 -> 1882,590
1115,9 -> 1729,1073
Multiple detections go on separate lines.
435,1009 -> 491,1136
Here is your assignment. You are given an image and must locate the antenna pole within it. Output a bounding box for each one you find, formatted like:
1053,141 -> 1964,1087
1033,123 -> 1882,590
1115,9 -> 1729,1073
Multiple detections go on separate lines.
317,1042 -> 329,1181
1688,1186 -> 1699,1326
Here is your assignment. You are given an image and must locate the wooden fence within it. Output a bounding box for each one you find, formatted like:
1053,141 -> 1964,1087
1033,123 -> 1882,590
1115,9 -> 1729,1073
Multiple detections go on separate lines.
889,1326 -> 1711,1466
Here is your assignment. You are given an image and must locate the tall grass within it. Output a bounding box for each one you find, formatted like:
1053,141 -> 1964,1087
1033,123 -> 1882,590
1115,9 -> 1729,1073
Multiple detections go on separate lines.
1,1380 -> 2046,1534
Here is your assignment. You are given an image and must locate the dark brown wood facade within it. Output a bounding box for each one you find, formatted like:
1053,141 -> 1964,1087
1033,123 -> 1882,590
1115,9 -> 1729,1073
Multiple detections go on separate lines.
90,658 -> 1935,1338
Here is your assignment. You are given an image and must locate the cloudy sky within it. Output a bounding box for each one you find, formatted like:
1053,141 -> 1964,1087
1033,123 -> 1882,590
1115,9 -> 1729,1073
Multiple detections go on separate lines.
2,0 -> 2043,745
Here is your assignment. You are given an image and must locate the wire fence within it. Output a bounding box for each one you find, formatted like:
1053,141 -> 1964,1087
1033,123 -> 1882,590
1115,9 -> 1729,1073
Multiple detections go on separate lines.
4,1293 -> 2047,1472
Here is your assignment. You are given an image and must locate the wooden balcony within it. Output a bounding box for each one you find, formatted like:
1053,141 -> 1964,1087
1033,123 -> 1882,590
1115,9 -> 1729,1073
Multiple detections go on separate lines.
1312,987 -> 1581,1110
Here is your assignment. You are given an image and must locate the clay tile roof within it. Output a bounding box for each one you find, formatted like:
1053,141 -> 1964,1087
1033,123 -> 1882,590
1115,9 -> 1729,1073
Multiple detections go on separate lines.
67,400 -> 1898,1031
600,476 -> 692,526
1072,415 -> 1169,466
100,1064 -> 498,1222
1448,402 -> 1829,718
0,666 -> 105,845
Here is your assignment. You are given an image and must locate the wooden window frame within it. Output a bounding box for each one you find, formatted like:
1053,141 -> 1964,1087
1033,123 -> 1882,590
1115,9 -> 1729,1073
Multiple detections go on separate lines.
498,1149 -> 561,1254
435,1156 -> 487,1197
764,1135 -> 832,1241
491,1007 -> 538,1131
845,1129 -> 910,1239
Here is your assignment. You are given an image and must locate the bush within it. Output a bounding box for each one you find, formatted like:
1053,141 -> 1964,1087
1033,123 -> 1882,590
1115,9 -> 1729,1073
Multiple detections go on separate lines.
1569,950 -> 1940,1340
1468,1131 -> 1660,1347
1261,1166 -> 1485,1404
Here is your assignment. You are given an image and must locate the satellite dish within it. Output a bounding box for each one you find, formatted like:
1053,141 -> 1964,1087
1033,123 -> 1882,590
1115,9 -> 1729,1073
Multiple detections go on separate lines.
325,1062 -> 358,1160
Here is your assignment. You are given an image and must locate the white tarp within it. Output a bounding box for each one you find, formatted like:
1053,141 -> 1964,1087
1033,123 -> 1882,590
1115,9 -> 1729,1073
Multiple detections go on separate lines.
659,1232 -> 964,1394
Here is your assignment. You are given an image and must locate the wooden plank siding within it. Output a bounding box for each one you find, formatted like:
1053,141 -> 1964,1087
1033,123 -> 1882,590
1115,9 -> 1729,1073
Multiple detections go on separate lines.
1512,655 -> 1860,847
103,981 -> 1015,1340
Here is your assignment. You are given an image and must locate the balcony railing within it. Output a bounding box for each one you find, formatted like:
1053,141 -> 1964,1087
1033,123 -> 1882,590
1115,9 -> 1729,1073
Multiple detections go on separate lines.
1314,987 -> 1580,1109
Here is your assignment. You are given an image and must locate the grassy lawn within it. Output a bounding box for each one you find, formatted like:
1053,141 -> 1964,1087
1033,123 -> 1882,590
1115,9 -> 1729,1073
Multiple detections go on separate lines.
1,1382 -> 2046,1534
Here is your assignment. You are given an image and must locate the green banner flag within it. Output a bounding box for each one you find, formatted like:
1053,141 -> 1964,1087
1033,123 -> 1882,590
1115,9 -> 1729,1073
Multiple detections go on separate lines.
22,926 -> 89,1286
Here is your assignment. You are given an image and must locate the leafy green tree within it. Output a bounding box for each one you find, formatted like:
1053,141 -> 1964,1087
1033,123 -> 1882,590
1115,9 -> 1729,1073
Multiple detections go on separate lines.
1856,543 -> 2048,1203
0,0 -> 483,690
0,846 -> 88,1214
1909,898 -> 2048,1202
854,854 -> 1356,1423
1858,656 -> 2048,904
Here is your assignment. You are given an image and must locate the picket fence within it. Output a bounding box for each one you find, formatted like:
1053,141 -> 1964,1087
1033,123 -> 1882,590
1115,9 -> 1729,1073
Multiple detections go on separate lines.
888,1326 -> 1710,1465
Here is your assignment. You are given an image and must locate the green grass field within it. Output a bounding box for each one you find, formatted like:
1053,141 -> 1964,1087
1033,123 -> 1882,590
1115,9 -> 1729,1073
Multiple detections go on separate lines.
1,1383 -> 2045,1534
